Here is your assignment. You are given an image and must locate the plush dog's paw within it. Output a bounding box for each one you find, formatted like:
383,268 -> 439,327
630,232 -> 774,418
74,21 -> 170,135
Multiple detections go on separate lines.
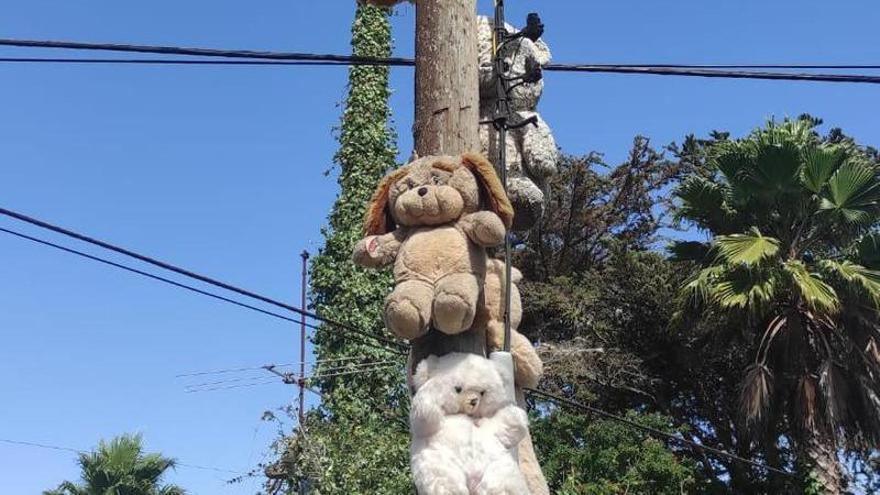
433,291 -> 476,334
385,298 -> 429,340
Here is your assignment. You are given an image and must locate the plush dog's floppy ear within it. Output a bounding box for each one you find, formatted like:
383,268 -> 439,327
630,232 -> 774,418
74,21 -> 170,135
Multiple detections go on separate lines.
461,153 -> 514,229
412,355 -> 438,391
364,166 -> 410,235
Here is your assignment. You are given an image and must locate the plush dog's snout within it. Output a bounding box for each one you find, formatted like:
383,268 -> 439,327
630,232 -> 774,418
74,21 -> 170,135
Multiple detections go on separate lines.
418,187 -> 428,196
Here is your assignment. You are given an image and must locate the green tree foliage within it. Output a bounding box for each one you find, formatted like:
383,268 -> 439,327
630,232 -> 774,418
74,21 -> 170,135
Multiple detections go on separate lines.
517,143 -> 701,490
43,434 -> 184,495
263,4 -> 411,493
532,411 -> 696,494
309,2 -> 405,411
672,117 -> 880,494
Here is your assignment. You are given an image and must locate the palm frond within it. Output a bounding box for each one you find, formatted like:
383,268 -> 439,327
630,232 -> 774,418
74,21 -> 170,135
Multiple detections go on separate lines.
819,260 -> 880,308
712,266 -> 780,317
740,363 -> 774,430
783,260 -> 840,314
748,139 -> 803,196
674,175 -> 736,232
714,228 -> 780,266
818,360 -> 851,433
800,146 -> 845,194
794,374 -> 821,434
820,159 -> 880,226
678,265 -> 723,310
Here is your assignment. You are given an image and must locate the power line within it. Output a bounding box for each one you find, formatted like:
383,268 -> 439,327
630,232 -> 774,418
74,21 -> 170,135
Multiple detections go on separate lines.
185,379 -> 281,393
543,63 -> 880,84
524,388 -> 795,478
176,363 -> 296,378
2,56 -> 880,71
0,207 -> 407,353
2,39 -> 880,84
0,438 -> 246,475
0,219 -> 797,476
0,38 -> 415,65
0,225 -> 405,356
175,356 -> 369,378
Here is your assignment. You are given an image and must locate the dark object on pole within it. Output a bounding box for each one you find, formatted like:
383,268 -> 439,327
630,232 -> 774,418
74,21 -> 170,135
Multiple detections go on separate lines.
491,3 -> 541,353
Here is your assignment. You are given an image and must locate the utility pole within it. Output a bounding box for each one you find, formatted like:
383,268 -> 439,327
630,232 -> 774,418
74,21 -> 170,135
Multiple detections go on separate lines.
298,249 -> 309,426
409,0 -> 485,370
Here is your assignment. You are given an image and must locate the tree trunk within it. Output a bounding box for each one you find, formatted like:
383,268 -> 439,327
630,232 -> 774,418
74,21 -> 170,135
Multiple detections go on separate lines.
410,0 -> 484,369
799,434 -> 845,494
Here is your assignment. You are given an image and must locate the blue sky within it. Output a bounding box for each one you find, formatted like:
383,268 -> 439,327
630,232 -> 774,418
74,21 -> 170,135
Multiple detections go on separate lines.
1,1 -> 878,493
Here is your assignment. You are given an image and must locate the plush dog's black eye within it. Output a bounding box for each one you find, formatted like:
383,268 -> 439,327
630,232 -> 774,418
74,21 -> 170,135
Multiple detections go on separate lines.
454,386 -> 462,394
480,390 -> 485,396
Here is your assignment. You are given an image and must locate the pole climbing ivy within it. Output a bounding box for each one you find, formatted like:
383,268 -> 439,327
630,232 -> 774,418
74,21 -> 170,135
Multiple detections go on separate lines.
266,4 -> 412,493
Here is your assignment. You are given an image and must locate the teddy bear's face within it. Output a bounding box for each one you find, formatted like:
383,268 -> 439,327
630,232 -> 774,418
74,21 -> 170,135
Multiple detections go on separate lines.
388,157 -> 480,228
414,353 -> 506,418
450,381 -> 491,417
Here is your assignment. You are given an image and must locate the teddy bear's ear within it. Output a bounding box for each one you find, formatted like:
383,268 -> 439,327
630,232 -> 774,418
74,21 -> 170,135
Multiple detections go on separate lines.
364,166 -> 410,235
461,153 -> 514,229
412,355 -> 438,391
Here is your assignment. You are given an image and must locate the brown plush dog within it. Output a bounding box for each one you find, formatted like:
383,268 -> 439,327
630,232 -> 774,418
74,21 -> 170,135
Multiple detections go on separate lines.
353,153 -> 513,340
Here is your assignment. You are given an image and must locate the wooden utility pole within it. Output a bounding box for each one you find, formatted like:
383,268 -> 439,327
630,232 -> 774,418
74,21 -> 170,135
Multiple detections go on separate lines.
410,0 -> 485,369
413,0 -> 480,155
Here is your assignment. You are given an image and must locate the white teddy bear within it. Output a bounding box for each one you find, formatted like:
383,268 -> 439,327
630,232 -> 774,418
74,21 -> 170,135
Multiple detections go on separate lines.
410,352 -> 530,495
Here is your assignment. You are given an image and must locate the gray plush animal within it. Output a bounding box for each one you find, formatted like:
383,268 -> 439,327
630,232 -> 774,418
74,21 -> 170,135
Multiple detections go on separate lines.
478,16 -> 558,231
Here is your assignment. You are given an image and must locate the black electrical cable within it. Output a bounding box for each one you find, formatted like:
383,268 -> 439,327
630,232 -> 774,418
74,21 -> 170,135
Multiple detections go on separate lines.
0,222 -> 801,476
4,57 -> 880,71
0,207 -> 406,353
543,63 -> 880,84
0,226 -> 406,356
2,39 -> 880,83
2,56 -> 880,71
525,388 -> 795,478
0,38 -> 415,66
0,438 -> 246,474
0,57 -> 352,66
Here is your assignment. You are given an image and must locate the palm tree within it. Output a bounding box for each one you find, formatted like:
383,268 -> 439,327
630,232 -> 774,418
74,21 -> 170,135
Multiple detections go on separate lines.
44,433 -> 185,495
671,119 -> 880,494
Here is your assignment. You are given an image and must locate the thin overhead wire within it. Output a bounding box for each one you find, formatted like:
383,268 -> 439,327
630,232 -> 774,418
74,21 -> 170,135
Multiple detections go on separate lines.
175,363 -> 295,378
175,356 -> 368,378
0,438 -> 246,474
305,364 -> 401,382
1,39 -> 880,83
311,359 -> 401,374
0,218 -> 798,476
0,207 -> 405,353
185,379 -> 281,393
525,388 -> 795,478
0,226 -> 796,476
182,360 -> 399,390
0,225 -> 405,356
184,375 -> 287,390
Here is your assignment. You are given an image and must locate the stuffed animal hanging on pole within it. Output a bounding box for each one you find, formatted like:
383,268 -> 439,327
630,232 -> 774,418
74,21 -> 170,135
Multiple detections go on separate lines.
410,352 -> 530,494
353,153 -> 513,339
